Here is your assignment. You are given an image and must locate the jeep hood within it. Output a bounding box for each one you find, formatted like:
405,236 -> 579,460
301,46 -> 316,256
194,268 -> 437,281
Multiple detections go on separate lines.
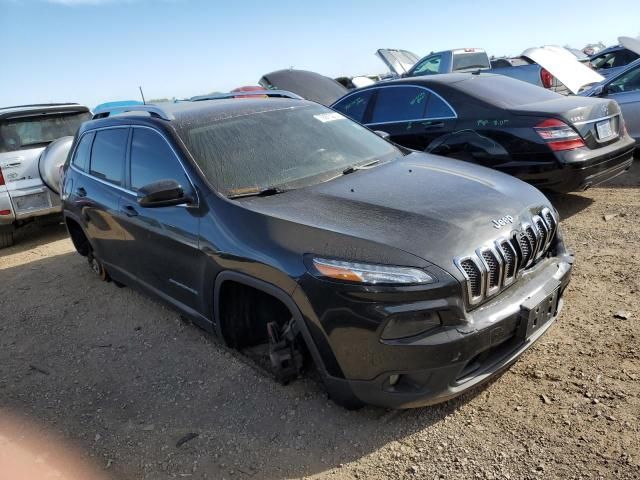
236,153 -> 551,272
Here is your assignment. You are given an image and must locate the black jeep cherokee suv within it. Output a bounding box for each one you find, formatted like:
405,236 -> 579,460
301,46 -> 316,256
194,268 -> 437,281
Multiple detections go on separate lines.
61,99 -> 574,409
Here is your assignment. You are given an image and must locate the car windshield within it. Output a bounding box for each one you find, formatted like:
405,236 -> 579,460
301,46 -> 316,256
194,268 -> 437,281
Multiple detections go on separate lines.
0,110 -> 91,153
179,104 -> 401,197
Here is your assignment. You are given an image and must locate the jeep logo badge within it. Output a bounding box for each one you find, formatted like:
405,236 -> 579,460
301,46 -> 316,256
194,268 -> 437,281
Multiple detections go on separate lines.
492,215 -> 514,229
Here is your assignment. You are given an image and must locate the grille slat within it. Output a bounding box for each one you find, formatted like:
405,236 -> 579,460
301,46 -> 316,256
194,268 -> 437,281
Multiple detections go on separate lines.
455,210 -> 558,307
460,259 -> 482,298
499,241 -> 517,280
482,250 -> 501,289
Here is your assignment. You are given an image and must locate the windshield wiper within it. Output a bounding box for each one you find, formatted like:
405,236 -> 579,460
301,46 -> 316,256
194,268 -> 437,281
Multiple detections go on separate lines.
227,186 -> 289,199
342,160 -> 381,175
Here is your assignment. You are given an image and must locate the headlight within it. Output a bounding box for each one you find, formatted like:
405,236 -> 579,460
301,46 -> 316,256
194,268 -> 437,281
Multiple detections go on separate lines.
310,257 -> 435,285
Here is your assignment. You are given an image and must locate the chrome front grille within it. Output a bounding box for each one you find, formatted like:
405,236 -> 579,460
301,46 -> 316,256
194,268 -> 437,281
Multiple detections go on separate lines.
455,208 -> 558,306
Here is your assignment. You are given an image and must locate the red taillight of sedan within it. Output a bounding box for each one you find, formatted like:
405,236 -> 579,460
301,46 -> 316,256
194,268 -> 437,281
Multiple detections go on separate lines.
534,118 -> 585,151
0,166 -> 5,186
540,68 -> 554,89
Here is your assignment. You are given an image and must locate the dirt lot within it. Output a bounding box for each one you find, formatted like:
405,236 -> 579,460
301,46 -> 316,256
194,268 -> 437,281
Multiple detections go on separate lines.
1,164 -> 639,480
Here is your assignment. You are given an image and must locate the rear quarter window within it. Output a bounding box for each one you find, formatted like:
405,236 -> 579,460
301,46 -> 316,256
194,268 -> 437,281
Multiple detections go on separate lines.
72,132 -> 95,172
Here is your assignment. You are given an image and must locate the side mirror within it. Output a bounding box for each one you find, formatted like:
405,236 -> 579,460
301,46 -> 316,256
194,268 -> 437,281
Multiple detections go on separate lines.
137,179 -> 192,208
592,84 -> 605,96
374,130 -> 391,140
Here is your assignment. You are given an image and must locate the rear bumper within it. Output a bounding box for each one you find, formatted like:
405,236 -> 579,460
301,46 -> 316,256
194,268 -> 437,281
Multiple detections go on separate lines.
538,137 -> 636,193
507,136 -> 636,193
322,245 -> 574,409
3,183 -> 61,223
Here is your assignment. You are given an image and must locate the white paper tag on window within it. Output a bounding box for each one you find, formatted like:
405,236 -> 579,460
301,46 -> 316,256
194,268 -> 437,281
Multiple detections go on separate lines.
313,112 -> 344,123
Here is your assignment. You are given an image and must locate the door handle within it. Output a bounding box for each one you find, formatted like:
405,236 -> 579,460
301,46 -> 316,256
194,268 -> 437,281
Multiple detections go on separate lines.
76,187 -> 87,197
122,205 -> 138,217
423,122 -> 445,129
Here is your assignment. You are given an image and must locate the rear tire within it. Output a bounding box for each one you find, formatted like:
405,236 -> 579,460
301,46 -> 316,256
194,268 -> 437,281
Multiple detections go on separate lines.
0,230 -> 14,249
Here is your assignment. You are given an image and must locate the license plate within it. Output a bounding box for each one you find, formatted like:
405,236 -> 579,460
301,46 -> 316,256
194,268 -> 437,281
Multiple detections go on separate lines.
14,192 -> 50,212
518,286 -> 560,340
596,119 -> 614,140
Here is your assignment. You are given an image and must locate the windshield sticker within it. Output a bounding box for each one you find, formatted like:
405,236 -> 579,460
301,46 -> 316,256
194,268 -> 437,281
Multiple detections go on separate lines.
314,112 -> 345,123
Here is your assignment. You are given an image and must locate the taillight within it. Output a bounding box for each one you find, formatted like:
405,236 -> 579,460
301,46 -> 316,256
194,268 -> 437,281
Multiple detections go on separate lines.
540,68 -> 554,89
535,118 -> 585,151
0,166 -> 5,186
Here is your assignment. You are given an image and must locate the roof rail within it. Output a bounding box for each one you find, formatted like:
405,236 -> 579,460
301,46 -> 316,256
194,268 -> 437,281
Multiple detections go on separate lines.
92,104 -> 174,121
188,90 -> 303,102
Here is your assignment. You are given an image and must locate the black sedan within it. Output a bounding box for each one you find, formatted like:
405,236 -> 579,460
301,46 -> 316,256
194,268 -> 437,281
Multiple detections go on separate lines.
330,73 -> 636,192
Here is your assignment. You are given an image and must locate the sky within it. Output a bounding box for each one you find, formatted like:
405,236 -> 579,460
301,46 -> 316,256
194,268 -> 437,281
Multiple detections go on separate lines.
2,0 -> 639,109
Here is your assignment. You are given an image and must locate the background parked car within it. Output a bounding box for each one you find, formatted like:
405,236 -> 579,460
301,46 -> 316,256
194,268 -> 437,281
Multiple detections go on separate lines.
581,58 -> 640,144
590,37 -> 640,78
330,73 -> 636,192
0,103 -> 91,247
259,69 -> 348,106
377,46 -> 603,94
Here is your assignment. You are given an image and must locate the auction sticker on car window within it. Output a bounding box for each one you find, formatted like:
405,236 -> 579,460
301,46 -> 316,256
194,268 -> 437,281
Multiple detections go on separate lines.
314,112 -> 345,123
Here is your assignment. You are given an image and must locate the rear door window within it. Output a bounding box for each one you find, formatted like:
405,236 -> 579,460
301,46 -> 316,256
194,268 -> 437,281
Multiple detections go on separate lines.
90,128 -> 128,186
370,87 -> 429,124
72,132 -> 94,172
129,128 -> 191,193
332,90 -> 374,122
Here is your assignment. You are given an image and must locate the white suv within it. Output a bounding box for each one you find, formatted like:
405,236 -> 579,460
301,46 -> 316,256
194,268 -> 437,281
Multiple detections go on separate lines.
0,103 -> 91,247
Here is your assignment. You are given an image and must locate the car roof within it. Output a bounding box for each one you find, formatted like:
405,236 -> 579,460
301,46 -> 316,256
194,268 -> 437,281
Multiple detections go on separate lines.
84,97 -> 318,131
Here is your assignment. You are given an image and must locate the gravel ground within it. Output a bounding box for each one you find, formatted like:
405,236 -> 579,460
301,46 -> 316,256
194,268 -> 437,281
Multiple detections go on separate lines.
1,164 -> 639,480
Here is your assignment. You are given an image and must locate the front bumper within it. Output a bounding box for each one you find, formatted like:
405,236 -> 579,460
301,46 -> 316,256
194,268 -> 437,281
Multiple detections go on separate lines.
301,241 -> 574,409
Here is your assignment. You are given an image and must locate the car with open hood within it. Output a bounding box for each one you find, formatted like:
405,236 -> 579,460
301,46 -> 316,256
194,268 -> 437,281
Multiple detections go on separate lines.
331,73 -> 636,192
61,98 -> 574,409
376,47 -> 604,95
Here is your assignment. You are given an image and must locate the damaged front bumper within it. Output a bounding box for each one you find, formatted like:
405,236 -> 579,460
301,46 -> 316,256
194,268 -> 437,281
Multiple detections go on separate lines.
302,239 -> 575,409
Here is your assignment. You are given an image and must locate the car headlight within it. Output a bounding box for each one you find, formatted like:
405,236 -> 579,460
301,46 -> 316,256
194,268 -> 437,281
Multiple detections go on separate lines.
310,257 -> 435,285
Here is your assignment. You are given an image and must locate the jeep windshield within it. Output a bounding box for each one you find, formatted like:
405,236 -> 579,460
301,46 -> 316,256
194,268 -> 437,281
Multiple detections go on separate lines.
0,110 -> 91,153
179,104 -> 402,198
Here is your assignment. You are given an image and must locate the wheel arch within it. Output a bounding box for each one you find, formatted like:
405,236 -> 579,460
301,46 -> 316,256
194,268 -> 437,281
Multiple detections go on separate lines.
213,271 -> 329,378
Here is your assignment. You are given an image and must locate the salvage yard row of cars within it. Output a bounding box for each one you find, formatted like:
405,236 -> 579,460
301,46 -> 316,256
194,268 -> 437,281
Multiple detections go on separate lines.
1,38 -> 639,409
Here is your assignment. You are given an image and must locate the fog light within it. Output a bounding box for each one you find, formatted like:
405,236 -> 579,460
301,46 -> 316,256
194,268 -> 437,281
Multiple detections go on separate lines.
381,311 -> 441,340
388,374 -> 400,386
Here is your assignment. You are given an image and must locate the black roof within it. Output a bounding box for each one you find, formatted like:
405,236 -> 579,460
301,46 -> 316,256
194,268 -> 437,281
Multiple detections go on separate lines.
83,98 -> 316,132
